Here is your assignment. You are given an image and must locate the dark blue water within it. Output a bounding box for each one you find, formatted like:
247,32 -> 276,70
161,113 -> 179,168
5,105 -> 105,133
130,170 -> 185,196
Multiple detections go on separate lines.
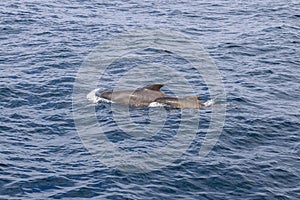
1,0 -> 299,199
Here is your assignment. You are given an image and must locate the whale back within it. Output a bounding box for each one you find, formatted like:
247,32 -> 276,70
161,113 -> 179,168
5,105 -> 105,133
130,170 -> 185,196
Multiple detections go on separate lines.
129,84 -> 167,106
142,84 -> 164,91
154,96 -> 204,108
100,84 -> 168,107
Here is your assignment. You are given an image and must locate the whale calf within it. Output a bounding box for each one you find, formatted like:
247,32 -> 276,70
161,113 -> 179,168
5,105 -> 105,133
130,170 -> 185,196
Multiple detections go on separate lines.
96,84 -> 211,109
154,96 -> 205,108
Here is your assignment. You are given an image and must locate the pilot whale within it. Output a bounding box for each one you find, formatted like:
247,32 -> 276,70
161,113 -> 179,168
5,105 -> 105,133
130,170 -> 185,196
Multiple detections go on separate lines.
100,84 -> 168,107
154,96 -> 205,108
96,84 -> 211,108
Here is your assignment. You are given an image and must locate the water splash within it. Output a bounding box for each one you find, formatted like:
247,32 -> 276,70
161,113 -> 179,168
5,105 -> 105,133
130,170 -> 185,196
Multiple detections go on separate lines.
86,88 -> 112,104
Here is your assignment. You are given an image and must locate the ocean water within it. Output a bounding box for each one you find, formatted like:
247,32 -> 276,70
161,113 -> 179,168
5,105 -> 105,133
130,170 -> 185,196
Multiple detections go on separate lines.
1,0 -> 300,199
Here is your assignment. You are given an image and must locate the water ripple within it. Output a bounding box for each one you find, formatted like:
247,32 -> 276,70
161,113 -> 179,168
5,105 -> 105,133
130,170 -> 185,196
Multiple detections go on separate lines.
1,0 -> 299,199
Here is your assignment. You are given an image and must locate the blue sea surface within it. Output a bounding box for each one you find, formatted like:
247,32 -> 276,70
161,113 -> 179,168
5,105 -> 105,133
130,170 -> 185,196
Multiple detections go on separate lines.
1,0 -> 299,199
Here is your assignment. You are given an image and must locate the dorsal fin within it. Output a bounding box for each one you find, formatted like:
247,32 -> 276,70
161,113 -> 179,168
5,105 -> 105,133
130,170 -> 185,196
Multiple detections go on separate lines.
143,84 -> 164,91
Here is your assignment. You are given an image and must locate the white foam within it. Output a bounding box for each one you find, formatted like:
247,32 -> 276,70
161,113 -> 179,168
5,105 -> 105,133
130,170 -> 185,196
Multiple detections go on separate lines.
86,88 -> 100,103
86,88 -> 112,104
148,102 -> 166,107
203,99 -> 215,107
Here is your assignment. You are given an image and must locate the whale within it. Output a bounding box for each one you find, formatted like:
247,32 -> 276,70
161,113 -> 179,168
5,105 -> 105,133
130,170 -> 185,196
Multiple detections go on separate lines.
154,96 -> 205,108
97,84 -> 211,108
100,84 -> 169,107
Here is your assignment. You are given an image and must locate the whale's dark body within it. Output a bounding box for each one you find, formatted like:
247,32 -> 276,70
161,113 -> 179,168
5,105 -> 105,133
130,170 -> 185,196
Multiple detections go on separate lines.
100,84 -> 205,108
154,96 -> 204,108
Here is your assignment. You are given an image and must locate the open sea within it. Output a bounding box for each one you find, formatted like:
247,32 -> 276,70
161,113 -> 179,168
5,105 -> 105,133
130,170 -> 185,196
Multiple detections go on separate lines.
1,0 -> 299,199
